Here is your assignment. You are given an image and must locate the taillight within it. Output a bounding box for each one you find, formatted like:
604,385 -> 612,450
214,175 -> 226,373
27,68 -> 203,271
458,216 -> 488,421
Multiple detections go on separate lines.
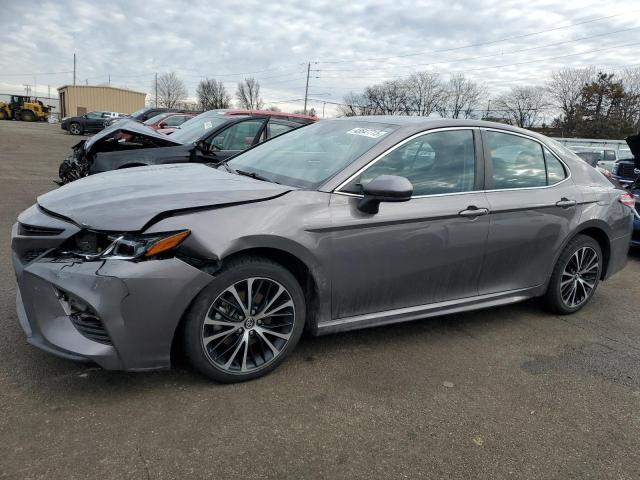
619,192 -> 636,208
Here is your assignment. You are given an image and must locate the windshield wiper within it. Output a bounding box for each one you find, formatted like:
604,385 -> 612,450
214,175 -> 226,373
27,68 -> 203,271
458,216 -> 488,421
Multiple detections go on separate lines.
235,169 -> 278,183
216,159 -> 236,174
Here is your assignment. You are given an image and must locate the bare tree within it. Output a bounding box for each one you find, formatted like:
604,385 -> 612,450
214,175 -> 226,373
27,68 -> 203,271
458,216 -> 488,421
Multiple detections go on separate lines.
438,74 -> 486,119
494,86 -> 548,128
405,72 -> 446,116
155,72 -> 188,108
546,67 -> 595,135
338,92 -> 377,116
236,77 -> 263,109
196,78 -> 231,110
364,80 -> 409,115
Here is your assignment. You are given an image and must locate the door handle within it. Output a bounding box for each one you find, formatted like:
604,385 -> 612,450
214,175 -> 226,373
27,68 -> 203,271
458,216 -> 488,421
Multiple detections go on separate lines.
556,198 -> 577,208
458,206 -> 489,218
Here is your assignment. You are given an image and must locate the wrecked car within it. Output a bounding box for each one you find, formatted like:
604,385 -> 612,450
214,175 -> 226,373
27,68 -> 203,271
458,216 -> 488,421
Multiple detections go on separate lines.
13,117 -> 634,383
57,111 -> 304,184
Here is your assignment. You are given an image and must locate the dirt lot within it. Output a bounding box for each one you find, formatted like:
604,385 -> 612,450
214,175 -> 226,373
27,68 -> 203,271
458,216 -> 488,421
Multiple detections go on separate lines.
1,121 -> 639,479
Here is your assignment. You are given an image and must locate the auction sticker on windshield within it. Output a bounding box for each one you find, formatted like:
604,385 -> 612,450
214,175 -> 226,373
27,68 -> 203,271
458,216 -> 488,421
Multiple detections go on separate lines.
346,127 -> 389,139
204,121 -> 213,129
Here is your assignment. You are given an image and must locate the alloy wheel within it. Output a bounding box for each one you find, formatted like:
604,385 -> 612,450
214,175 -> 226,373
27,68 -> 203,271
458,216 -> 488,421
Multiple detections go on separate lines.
560,246 -> 600,308
69,124 -> 81,135
201,277 -> 295,374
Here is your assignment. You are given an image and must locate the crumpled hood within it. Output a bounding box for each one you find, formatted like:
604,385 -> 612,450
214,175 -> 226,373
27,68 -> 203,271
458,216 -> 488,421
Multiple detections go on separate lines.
625,133 -> 640,159
38,163 -> 293,231
83,119 -> 182,154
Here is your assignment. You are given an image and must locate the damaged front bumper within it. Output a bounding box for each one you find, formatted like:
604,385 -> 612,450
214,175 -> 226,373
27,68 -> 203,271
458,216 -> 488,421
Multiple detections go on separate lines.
11,208 -> 213,371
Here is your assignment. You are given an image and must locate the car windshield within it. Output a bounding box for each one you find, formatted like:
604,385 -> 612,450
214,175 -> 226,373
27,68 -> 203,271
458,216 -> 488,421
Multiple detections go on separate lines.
170,111 -> 230,144
143,113 -> 168,126
229,120 -> 399,189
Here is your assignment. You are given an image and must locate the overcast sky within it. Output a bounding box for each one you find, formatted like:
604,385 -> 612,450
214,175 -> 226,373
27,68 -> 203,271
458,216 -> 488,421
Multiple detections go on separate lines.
1,0 -> 639,116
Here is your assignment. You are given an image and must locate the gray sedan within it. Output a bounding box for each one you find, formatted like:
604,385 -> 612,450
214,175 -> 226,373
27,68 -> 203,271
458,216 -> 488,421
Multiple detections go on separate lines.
11,117 -> 635,382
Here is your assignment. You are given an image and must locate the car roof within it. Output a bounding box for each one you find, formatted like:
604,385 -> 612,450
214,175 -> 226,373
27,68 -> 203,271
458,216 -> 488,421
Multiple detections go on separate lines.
332,116 -> 551,140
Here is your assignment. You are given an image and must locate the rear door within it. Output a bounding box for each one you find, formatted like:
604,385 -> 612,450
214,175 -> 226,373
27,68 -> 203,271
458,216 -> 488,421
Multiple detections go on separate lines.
85,112 -> 106,132
478,129 -> 581,295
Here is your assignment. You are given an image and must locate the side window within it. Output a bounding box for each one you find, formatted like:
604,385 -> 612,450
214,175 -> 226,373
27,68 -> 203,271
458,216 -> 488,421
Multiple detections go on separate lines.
487,131 -> 547,189
86,111 -> 103,119
544,147 -> 567,185
165,115 -> 185,127
344,129 -> 476,196
268,123 -> 293,139
209,119 -> 264,151
603,149 -> 616,161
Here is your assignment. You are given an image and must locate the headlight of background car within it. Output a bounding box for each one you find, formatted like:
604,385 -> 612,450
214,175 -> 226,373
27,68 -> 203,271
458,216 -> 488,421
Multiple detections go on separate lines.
65,230 -> 190,260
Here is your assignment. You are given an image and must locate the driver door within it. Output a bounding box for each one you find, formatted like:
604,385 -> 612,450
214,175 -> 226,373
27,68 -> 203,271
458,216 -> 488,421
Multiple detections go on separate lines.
329,128 -> 490,319
197,118 -> 268,162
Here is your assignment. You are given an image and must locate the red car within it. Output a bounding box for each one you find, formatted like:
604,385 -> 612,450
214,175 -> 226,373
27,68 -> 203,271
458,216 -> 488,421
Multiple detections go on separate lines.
144,112 -> 197,131
157,109 -> 317,134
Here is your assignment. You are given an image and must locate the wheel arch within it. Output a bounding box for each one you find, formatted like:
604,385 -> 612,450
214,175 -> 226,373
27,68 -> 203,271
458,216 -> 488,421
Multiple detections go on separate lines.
568,220 -> 613,280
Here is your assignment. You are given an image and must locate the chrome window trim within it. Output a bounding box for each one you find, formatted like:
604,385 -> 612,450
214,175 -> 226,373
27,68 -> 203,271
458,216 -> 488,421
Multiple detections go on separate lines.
333,126 -> 479,198
333,125 -> 573,200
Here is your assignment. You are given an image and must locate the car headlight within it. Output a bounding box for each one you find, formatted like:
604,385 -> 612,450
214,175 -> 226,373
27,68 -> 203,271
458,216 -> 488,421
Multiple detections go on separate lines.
68,230 -> 190,260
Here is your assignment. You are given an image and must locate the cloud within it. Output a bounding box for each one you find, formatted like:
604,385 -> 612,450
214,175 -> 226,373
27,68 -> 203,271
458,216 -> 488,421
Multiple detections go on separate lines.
1,0 -> 639,116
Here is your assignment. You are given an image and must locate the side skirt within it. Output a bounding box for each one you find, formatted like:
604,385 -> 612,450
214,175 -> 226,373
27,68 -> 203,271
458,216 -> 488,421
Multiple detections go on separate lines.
315,286 -> 544,335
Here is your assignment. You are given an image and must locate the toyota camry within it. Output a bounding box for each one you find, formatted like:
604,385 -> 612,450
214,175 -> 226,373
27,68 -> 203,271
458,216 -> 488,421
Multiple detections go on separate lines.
12,117 -> 635,382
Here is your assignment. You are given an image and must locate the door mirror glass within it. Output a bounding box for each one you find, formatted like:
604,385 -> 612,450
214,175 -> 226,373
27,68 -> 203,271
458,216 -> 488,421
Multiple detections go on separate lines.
358,175 -> 413,214
196,139 -> 211,155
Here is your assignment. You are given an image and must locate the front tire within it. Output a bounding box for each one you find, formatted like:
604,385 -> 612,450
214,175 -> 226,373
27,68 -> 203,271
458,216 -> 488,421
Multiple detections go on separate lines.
545,235 -> 602,314
68,122 -> 82,135
20,110 -> 35,122
183,257 -> 306,383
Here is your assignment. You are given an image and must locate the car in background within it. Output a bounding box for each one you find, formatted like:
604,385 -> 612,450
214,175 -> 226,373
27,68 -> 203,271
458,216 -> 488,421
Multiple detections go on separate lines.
611,133 -> 640,186
629,179 -> 640,247
568,146 -> 618,172
61,111 -> 127,135
157,109 -> 317,134
14,117 -> 634,382
144,112 -> 197,131
58,111 -> 305,184
104,107 -> 198,128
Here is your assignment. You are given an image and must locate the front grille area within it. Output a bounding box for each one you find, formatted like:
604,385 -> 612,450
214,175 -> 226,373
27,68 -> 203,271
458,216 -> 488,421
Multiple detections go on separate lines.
69,313 -> 112,345
18,223 -> 63,236
54,288 -> 112,345
617,163 -> 638,179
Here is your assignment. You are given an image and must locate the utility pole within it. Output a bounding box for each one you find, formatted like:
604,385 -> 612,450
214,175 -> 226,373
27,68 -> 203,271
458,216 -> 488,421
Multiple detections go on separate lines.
155,72 -> 158,107
23,84 -> 31,96
48,85 -> 50,98
322,101 -> 326,119
303,62 -> 310,115
73,53 -> 76,85
108,74 -> 110,85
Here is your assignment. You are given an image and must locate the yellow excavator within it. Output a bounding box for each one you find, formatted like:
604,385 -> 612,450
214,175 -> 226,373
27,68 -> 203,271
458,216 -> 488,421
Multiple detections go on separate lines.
0,95 -> 50,121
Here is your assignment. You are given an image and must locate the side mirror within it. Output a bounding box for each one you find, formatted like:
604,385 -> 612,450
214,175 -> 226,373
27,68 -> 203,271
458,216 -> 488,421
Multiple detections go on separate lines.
195,140 -> 211,155
358,175 -> 413,214
158,122 -> 167,129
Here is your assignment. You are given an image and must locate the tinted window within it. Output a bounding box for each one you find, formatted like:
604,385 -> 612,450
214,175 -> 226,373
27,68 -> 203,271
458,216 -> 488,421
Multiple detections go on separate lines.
345,130 -> 476,196
86,111 -> 104,119
268,122 -> 293,139
209,119 -> 264,151
487,131 -> 547,189
544,147 -> 567,185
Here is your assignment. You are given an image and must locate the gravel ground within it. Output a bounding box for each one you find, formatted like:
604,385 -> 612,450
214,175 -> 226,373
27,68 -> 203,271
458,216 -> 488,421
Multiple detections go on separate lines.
1,121 -> 639,479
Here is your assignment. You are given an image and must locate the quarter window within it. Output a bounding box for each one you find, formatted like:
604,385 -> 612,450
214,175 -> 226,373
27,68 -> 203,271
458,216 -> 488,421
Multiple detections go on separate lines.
487,131 -> 565,189
343,129 -> 476,196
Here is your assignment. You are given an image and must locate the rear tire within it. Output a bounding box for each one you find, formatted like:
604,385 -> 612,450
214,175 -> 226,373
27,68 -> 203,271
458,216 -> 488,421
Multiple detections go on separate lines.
182,257 -> 306,383
0,109 -> 8,120
68,122 -> 82,135
545,235 -> 602,314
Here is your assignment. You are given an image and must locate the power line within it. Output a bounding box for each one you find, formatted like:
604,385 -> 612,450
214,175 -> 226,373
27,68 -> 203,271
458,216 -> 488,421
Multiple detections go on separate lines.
316,9 -> 640,65
318,26 -> 640,73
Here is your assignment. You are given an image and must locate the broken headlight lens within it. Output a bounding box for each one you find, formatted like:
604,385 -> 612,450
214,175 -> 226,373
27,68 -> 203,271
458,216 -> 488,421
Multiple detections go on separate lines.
69,230 -> 190,260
